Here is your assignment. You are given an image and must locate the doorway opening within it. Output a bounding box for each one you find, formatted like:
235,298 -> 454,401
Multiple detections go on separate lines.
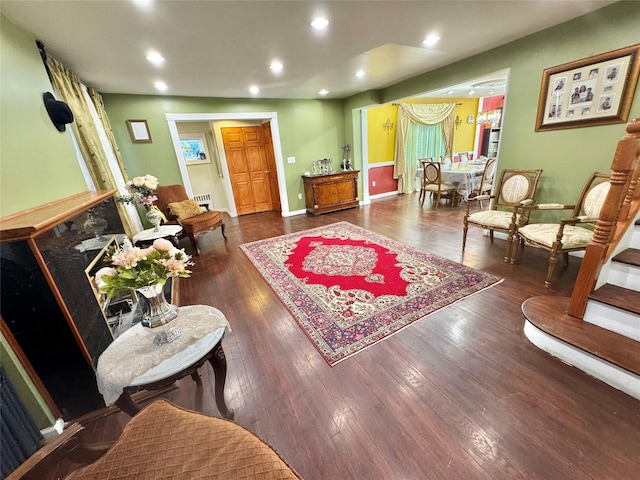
166,112 -> 288,217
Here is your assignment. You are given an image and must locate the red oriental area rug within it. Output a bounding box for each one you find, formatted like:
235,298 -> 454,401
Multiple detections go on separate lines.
240,222 -> 502,366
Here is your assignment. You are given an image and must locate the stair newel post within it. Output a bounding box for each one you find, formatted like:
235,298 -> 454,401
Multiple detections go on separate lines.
568,119 -> 640,318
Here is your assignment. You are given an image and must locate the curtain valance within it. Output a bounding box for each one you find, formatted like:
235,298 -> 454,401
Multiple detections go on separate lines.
393,103 -> 456,193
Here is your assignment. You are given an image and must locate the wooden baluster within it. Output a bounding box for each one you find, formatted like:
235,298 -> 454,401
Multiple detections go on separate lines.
568,119 -> 640,318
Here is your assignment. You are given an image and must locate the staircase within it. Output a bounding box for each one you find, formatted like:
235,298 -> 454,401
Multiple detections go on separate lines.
522,120 -> 640,400
585,218 -> 640,341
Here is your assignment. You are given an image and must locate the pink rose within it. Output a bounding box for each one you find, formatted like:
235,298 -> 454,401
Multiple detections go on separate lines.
153,238 -> 174,251
95,267 -> 117,285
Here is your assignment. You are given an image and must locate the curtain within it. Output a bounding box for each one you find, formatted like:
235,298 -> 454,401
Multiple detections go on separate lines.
87,88 -> 142,234
404,122 -> 447,193
45,56 -> 140,237
0,366 -> 43,478
393,103 -> 456,193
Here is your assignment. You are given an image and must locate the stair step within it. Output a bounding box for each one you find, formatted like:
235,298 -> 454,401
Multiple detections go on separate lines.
589,283 -> 640,315
522,296 -> 640,376
612,247 -> 640,267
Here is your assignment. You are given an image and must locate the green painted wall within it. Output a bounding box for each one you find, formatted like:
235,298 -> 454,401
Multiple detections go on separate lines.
1,334 -> 55,429
0,15 -> 87,218
102,95 -> 345,213
349,2 -> 640,221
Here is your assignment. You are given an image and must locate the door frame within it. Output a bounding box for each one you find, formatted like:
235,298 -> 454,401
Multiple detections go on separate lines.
166,112 -> 288,217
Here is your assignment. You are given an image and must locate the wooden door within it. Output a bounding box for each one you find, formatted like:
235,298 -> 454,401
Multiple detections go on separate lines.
262,122 -> 281,212
222,127 -> 273,215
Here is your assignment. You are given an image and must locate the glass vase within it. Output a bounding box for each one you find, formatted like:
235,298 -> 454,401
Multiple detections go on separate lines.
137,283 -> 178,328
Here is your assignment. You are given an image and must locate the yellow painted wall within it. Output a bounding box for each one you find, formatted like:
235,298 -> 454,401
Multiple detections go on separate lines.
367,104 -> 397,164
366,98 -> 479,164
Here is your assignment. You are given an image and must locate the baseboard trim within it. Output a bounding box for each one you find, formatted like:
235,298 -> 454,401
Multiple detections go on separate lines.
370,191 -> 399,200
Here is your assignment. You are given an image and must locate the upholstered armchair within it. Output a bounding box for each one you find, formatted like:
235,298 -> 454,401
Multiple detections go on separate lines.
508,172 -> 611,287
8,400 -> 301,480
155,185 -> 226,255
462,168 -> 543,260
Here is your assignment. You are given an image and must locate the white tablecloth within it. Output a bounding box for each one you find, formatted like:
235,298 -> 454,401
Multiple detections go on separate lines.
415,163 -> 485,199
96,305 -> 231,405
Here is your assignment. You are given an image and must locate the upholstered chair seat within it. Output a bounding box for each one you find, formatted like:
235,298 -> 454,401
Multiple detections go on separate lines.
463,168 -> 543,260
509,172 -> 610,287
155,184 -> 226,255
179,210 -> 224,235
419,160 -> 456,208
10,399 -> 301,480
467,210 -> 523,230
517,224 -> 594,249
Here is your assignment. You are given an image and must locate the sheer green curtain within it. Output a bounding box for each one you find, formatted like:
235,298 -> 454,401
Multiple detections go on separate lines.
404,122 -> 447,193
393,103 -> 455,193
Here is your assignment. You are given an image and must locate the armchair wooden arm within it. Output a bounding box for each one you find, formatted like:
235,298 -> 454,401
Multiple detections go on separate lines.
7,424 -> 111,480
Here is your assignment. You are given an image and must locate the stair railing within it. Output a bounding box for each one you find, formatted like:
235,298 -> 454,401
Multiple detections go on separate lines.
568,119 -> 640,318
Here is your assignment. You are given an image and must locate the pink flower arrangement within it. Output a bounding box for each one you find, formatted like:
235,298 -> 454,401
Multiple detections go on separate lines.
117,174 -> 159,206
96,238 -> 193,298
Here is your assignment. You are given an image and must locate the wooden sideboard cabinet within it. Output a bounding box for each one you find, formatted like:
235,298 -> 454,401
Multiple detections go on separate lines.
302,170 -> 360,215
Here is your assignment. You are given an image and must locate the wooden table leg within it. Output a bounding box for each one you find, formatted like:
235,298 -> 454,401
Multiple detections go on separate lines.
115,391 -> 141,416
208,342 -> 234,419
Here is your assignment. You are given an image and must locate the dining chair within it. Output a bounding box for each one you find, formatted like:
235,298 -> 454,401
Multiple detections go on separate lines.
440,155 -> 452,165
459,153 -> 470,163
419,160 -> 457,208
472,158 -> 497,207
155,184 -> 226,255
462,168 -> 543,259
508,172 -> 610,287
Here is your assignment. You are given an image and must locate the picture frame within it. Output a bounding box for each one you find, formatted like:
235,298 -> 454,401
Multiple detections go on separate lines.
126,120 -> 152,143
179,133 -> 211,164
535,44 -> 640,132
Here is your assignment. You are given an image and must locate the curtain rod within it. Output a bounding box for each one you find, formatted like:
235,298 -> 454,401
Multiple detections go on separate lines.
392,102 -> 463,106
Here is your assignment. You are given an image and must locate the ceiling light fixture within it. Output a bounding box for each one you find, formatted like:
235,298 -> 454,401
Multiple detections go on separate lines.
318,89 -> 329,96
447,90 -> 454,95
476,109 -> 502,125
154,81 -> 168,91
146,52 -> 165,66
270,61 -> 283,73
469,90 -> 476,95
249,85 -> 260,95
311,17 -> 329,30
132,0 -> 153,8
354,70 -> 366,78
422,35 -> 440,47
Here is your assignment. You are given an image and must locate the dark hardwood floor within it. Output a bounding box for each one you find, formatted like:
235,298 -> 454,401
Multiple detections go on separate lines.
62,194 -> 640,479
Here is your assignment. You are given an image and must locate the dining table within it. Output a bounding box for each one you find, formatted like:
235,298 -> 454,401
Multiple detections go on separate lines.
415,162 -> 486,202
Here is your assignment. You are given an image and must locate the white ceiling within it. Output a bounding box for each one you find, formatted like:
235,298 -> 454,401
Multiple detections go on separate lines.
1,0 -> 617,100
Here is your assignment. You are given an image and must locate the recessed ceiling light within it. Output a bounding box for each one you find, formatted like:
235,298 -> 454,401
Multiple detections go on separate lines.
447,90 -> 454,95
146,52 -> 165,66
132,0 -> 153,8
318,89 -> 329,96
311,17 -> 329,30
249,85 -> 260,95
269,61 -> 283,73
469,90 -> 476,95
422,35 -> 441,47
154,81 -> 168,91
354,70 -> 366,78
